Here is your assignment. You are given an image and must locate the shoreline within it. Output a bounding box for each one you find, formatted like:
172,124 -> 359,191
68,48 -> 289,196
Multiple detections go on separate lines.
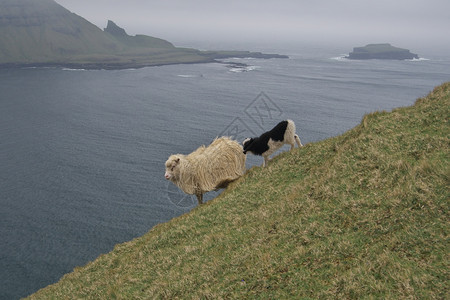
0,59 -> 215,71
0,52 -> 288,71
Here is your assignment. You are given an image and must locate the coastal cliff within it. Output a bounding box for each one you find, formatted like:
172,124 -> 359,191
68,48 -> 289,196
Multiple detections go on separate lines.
0,0 -> 287,69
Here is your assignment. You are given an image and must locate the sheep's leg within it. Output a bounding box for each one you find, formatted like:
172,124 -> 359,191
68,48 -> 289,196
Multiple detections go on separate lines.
196,193 -> 203,205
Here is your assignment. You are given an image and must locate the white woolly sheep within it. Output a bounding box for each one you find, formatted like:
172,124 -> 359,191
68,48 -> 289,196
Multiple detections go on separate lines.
165,137 -> 246,205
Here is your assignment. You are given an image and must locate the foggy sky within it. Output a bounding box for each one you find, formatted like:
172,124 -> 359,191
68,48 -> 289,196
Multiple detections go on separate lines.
56,0 -> 450,54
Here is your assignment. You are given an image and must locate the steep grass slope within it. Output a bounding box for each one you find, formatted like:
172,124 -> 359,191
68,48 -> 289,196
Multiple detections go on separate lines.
28,83 -> 449,299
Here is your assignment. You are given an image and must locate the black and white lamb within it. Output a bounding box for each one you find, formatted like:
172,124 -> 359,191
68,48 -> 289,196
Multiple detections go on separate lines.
243,119 -> 303,167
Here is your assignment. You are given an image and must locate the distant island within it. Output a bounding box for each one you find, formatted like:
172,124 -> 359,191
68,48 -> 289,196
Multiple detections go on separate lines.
346,43 -> 419,60
0,0 -> 287,70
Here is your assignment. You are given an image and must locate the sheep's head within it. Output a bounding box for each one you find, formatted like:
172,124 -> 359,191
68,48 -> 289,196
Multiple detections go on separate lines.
242,138 -> 254,154
165,155 -> 181,181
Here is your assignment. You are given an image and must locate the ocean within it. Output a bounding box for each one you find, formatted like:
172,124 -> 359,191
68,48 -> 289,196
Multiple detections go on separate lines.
1,45 -> 449,299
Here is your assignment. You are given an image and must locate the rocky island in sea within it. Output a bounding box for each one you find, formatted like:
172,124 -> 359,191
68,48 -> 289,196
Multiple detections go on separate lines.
346,43 -> 419,60
0,0 -> 287,70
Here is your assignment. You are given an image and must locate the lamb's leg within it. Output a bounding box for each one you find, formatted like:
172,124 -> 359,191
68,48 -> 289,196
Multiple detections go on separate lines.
262,155 -> 269,167
289,142 -> 295,151
295,134 -> 303,147
196,193 -> 203,205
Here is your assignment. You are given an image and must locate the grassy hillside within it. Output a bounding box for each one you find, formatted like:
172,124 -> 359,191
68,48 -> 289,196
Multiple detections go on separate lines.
0,0 -> 215,67
28,83 -> 449,299
0,0 -> 125,63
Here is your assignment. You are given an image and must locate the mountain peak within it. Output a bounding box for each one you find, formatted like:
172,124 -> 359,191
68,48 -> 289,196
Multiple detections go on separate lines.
104,20 -> 128,37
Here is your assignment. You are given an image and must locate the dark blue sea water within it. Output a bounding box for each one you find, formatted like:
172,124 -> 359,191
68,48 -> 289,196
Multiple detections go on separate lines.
1,46 -> 449,299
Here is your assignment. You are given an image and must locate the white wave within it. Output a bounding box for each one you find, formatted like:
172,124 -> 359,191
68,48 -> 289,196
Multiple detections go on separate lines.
177,74 -> 203,78
330,55 -> 350,61
62,68 -> 86,71
224,57 -> 257,60
22,66 -> 57,70
407,57 -> 430,62
330,55 -> 430,62
228,65 -> 259,73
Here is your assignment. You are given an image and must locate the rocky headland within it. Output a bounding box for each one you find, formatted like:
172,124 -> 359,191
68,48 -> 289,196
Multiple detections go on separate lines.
346,43 -> 419,60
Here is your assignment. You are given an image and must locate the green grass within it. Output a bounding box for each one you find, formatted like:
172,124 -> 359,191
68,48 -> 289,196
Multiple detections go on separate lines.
28,83 -> 449,299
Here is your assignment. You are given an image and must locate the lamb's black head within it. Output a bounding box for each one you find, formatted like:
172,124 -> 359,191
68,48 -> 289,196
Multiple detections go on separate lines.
242,138 -> 254,154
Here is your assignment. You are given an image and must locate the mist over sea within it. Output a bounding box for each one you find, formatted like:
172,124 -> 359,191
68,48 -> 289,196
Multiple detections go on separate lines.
1,45 -> 449,299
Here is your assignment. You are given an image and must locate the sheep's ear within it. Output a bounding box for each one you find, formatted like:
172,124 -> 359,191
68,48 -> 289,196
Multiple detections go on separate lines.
174,157 -> 180,164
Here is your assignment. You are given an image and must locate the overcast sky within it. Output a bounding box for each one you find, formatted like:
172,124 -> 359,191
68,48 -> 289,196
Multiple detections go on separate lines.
56,0 -> 450,55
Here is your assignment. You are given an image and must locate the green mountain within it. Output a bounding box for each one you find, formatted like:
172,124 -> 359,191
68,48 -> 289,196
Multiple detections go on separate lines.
27,83 -> 449,299
0,0 -> 287,69
0,0 -> 124,63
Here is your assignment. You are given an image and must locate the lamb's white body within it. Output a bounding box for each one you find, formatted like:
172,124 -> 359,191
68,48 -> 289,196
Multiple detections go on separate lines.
264,121 -> 299,157
165,137 -> 246,204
